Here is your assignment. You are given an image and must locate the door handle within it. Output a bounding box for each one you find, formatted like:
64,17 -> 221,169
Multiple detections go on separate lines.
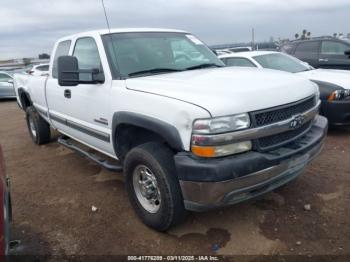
319,58 -> 328,62
64,89 -> 71,98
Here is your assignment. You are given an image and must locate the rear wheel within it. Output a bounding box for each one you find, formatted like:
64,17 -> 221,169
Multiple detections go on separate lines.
26,106 -> 51,145
124,142 -> 187,231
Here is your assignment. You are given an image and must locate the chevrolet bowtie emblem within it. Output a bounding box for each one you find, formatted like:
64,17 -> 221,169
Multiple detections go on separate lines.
290,114 -> 305,129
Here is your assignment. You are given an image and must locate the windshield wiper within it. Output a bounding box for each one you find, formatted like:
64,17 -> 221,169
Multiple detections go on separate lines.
128,68 -> 183,77
185,63 -> 224,70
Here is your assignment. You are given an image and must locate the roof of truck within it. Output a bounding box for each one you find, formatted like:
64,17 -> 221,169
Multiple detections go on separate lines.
58,28 -> 188,41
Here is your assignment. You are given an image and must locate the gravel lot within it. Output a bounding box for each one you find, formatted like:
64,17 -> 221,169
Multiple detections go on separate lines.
0,100 -> 349,259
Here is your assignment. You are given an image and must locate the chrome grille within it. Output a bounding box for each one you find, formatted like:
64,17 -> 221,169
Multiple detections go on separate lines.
251,96 -> 316,127
251,96 -> 317,151
256,121 -> 312,151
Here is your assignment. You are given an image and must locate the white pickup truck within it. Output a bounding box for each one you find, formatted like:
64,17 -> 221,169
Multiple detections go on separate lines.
14,28 -> 328,231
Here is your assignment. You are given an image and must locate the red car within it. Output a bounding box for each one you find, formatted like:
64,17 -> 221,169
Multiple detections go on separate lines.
0,145 -> 12,256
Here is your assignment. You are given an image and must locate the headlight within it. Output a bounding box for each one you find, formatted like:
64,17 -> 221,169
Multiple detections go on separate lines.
191,113 -> 251,157
193,113 -> 250,134
328,89 -> 350,101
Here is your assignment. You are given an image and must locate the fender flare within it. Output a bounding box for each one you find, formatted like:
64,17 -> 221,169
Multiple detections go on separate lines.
17,88 -> 33,110
112,111 -> 184,157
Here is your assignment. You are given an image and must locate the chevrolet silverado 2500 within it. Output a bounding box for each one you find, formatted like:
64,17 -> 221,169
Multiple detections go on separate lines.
14,28 -> 328,231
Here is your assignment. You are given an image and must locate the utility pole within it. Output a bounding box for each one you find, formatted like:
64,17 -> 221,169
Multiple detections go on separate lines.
251,28 -> 255,50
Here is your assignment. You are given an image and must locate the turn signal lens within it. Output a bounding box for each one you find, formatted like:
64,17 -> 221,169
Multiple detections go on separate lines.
191,145 -> 216,157
191,141 -> 252,158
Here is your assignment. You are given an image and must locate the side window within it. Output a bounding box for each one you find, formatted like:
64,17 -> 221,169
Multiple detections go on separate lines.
73,37 -> 102,71
52,40 -> 71,78
321,41 -> 349,55
295,41 -> 319,55
225,57 -> 256,67
0,73 -> 12,82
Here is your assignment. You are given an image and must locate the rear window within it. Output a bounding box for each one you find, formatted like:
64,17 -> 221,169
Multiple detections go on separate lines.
36,65 -> 49,71
224,57 -> 256,67
52,40 -> 71,78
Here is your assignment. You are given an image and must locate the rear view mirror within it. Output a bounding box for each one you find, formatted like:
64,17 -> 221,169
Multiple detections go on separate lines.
58,56 -> 105,86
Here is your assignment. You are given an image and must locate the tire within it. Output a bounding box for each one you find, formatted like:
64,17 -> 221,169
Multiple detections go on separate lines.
124,142 -> 187,231
25,106 -> 51,145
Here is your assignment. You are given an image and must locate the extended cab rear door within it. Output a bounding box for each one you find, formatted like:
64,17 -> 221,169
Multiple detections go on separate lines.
46,34 -> 115,156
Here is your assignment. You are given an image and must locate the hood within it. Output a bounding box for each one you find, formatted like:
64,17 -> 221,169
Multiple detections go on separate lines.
125,67 -> 317,117
298,69 -> 350,89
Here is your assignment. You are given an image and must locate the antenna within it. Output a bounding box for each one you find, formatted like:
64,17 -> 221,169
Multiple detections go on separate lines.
100,0 -> 122,78
101,0 -> 111,33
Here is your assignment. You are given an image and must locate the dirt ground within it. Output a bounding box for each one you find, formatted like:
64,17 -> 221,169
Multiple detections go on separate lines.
0,100 -> 349,260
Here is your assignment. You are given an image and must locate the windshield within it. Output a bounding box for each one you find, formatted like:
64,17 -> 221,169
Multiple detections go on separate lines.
102,32 -> 224,78
253,53 -> 311,73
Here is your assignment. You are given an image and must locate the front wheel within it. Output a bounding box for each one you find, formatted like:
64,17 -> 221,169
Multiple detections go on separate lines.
124,142 -> 187,231
25,106 -> 51,145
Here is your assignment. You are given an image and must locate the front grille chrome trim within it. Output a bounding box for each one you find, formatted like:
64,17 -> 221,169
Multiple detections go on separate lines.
192,100 -> 320,146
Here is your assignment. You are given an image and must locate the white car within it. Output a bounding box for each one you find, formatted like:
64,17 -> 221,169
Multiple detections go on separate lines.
15,28 -> 327,230
27,64 -> 49,76
219,51 -> 350,126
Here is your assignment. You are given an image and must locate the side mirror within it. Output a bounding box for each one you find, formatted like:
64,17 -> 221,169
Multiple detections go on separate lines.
211,49 -> 218,56
345,50 -> 350,56
7,79 -> 14,84
57,56 -> 105,86
58,56 -> 80,86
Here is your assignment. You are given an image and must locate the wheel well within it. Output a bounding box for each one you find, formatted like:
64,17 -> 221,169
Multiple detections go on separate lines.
19,90 -> 32,110
115,124 -> 174,161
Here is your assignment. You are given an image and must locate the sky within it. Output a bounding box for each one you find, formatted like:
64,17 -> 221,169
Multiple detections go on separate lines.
1,0 -> 350,60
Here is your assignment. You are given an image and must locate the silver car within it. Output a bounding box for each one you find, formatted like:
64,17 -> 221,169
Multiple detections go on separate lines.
0,72 -> 15,99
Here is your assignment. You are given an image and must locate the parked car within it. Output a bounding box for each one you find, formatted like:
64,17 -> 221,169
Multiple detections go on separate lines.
0,72 -> 16,99
27,64 -> 49,76
219,51 -> 350,126
0,145 -> 12,256
280,37 -> 350,70
15,28 -> 327,231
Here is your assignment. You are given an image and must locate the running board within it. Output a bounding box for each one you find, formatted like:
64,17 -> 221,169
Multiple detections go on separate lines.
57,136 -> 123,172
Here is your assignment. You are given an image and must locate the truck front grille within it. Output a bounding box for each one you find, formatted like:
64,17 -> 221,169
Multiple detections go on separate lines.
251,96 -> 316,127
256,121 -> 312,151
251,96 -> 316,151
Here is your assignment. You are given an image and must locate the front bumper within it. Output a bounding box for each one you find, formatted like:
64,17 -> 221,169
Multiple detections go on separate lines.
175,115 -> 328,211
321,99 -> 350,126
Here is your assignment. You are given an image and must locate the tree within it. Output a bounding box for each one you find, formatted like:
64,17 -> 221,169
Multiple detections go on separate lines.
295,33 -> 299,39
306,32 -> 311,38
38,53 -> 50,59
22,58 -> 31,66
